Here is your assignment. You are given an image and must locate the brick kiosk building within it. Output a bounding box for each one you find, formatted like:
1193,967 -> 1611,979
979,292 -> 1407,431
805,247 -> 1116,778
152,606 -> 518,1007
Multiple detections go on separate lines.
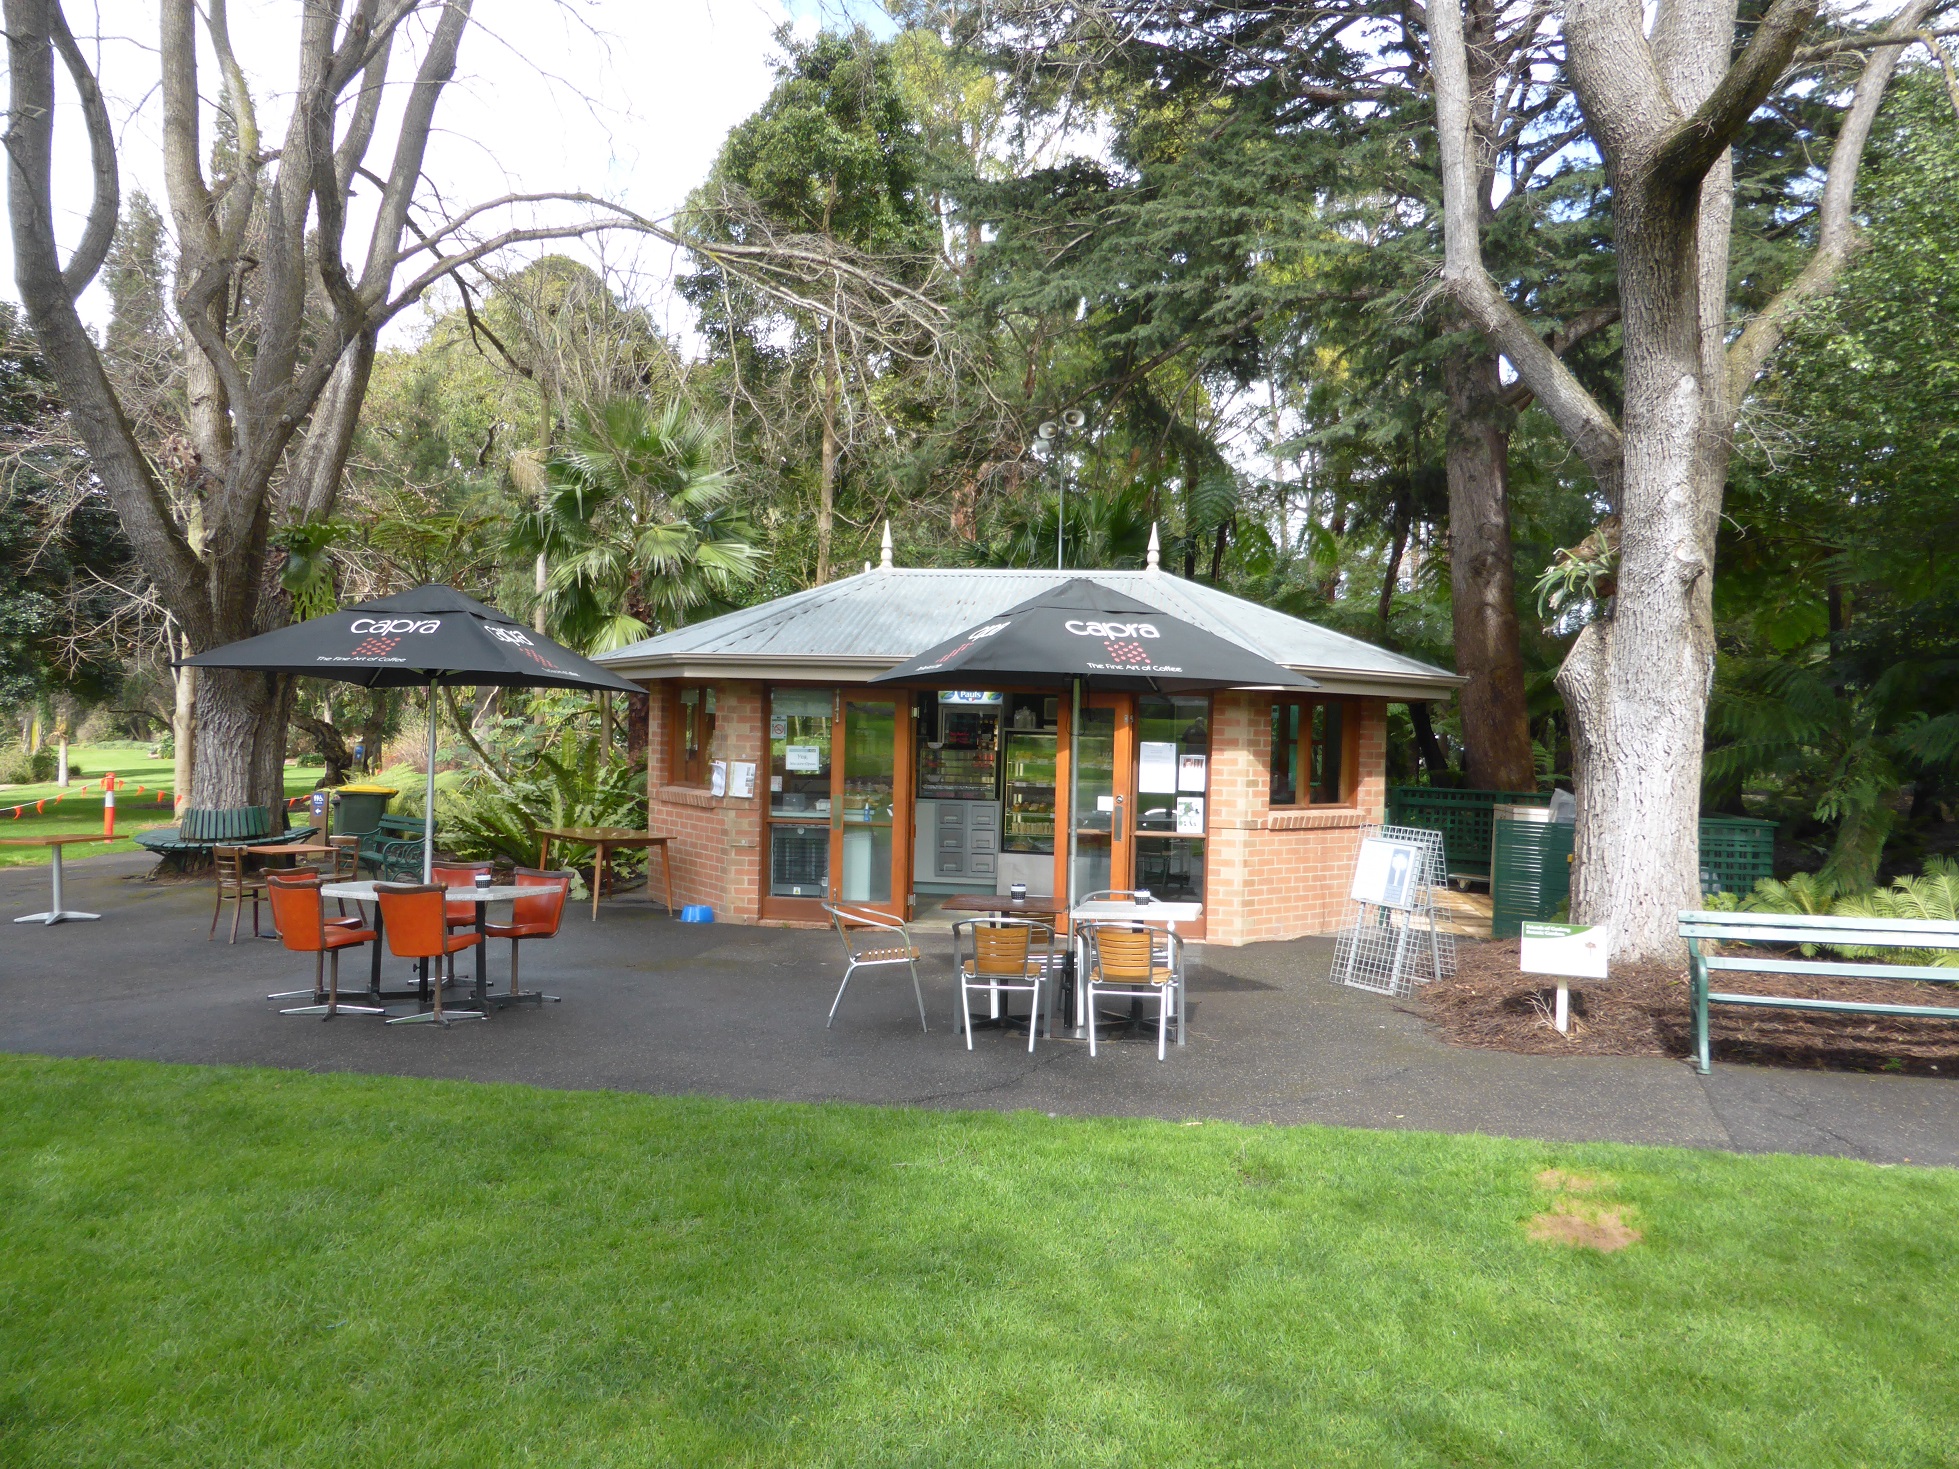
597,560 -> 1460,944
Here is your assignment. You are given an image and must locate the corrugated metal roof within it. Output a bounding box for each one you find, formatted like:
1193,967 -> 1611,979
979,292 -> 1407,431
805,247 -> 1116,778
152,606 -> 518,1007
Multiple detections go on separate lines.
595,567 -> 1462,697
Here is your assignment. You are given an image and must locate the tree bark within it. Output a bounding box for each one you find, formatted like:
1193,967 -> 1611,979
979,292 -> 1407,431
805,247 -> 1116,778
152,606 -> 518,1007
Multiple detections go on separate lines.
1427,0 -> 1921,959
1443,346 -> 1536,791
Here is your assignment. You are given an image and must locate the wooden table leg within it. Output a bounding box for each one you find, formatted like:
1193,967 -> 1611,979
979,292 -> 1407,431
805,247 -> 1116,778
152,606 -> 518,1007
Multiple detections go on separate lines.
591,841 -> 605,921
538,834 -> 550,871
660,841 -> 674,914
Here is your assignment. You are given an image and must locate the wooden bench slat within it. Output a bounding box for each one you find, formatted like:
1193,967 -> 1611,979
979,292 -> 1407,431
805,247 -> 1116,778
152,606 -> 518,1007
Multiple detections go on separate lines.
1705,991 -> 1959,1021
1680,923 -> 1959,949
1701,956 -> 1959,983
1681,909 -> 1959,938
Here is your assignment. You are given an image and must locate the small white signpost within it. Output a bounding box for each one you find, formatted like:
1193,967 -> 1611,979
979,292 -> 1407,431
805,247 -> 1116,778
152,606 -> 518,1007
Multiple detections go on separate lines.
1519,921 -> 1611,1033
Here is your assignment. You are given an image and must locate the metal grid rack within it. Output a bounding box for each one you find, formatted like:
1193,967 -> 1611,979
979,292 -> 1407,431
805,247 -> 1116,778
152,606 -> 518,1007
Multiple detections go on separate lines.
1330,825 -> 1457,998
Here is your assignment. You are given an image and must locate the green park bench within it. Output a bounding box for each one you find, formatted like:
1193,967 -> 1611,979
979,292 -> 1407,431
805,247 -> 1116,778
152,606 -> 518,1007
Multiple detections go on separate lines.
356,815 -> 429,881
136,805 -> 317,869
1680,909 -> 1959,1074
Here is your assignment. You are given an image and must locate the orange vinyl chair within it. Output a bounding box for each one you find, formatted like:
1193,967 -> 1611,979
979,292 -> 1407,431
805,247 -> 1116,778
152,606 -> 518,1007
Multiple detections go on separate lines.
374,883 -> 486,1026
264,871 -> 383,1019
432,860 -> 494,931
482,868 -> 572,1002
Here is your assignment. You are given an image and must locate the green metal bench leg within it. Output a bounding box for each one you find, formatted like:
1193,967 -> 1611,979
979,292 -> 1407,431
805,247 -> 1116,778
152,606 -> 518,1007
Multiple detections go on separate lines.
1689,939 -> 1711,1075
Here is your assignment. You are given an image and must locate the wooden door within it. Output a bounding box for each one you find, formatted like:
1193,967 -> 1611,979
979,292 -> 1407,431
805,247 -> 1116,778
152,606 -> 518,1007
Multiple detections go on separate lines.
1068,691 -> 1135,901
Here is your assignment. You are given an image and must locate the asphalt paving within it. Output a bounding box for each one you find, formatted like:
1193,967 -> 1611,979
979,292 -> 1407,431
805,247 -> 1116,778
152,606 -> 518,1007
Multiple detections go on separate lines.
2,852 -> 1954,1166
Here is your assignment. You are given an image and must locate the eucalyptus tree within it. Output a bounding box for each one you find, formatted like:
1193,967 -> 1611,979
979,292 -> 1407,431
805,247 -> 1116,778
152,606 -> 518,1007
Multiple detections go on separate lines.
1428,0 -> 1955,956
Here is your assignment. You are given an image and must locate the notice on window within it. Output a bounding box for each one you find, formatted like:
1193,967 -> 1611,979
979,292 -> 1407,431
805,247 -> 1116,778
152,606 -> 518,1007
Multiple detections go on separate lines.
784,744 -> 822,772
770,716 -> 788,740
1138,741 -> 1179,794
710,761 -> 727,797
729,761 -> 757,799
1175,796 -> 1205,835
1178,754 -> 1207,792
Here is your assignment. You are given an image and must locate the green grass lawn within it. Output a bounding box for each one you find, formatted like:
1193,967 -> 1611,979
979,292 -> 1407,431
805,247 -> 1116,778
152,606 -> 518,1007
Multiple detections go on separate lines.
1,1056 -> 1952,1466
0,742 -> 326,868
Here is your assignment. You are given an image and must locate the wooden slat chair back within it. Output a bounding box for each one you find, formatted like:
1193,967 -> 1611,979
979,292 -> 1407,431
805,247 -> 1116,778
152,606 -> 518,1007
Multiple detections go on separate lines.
209,844 -> 267,944
952,919 -> 1056,1053
1084,921 -> 1187,1061
823,903 -> 928,1032
1680,909 -> 1959,1074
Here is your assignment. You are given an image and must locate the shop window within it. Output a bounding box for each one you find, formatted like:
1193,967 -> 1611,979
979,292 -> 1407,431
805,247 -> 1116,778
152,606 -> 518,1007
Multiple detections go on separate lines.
1270,698 -> 1352,807
1134,695 -> 1210,903
671,684 -> 716,786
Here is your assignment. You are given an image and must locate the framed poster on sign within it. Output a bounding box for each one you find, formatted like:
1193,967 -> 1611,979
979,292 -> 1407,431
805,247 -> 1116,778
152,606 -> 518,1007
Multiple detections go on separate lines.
1350,837 -> 1423,911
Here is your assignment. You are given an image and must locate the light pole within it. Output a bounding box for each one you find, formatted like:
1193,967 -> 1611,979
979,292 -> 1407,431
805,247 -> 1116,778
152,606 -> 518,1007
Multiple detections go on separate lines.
1035,408 -> 1087,569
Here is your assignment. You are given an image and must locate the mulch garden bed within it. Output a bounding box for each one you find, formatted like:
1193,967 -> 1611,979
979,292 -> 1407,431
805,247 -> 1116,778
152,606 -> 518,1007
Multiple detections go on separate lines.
1418,937 -> 1959,1077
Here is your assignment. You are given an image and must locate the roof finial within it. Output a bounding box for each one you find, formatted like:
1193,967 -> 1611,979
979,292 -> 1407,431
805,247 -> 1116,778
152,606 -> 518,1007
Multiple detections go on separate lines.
879,520 -> 895,570
1146,521 -> 1161,572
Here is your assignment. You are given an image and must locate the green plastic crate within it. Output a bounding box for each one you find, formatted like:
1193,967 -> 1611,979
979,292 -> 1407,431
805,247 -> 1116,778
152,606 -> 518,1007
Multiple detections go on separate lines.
1490,812 -> 1574,937
1385,787 -> 1551,879
1698,815 -> 1777,896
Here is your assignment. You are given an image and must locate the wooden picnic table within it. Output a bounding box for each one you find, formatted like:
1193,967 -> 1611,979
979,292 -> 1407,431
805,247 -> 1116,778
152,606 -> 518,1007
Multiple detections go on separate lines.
2,833 -> 113,925
535,826 -> 675,921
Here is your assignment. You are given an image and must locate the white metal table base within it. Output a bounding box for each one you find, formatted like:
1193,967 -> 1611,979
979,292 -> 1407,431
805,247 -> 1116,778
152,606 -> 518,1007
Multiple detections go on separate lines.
13,844 -> 100,925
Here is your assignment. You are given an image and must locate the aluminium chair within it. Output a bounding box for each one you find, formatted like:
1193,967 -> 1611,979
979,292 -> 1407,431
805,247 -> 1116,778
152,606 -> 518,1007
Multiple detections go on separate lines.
210,844 -> 267,943
374,883 -> 486,1026
1083,920 -> 1186,1061
950,917 -> 1056,1052
482,868 -> 572,1004
822,903 -> 928,1032
264,871 -> 383,1019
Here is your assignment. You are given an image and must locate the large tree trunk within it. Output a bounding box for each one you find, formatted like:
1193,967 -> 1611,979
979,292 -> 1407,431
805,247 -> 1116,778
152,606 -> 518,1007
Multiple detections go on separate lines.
1443,346 -> 1537,792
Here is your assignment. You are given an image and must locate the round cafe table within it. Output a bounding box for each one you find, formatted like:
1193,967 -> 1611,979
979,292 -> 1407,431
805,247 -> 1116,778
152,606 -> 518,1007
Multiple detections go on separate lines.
3,833 -> 114,925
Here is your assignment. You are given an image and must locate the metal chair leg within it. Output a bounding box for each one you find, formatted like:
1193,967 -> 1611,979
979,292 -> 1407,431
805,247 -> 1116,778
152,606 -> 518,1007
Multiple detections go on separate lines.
1158,986 -> 1168,1061
826,960 -> 856,1028
1026,975 -> 1040,1054
960,969 -> 974,1050
908,958 -> 928,1033
1087,980 -> 1098,1058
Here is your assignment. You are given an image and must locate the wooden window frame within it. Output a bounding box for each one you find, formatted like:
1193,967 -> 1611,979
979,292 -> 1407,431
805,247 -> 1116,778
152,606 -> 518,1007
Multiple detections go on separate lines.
1268,696 -> 1358,809
669,683 -> 717,788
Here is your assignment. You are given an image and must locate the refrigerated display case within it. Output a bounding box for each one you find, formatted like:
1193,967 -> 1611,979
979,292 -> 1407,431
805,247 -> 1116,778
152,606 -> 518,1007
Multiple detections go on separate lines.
917,697 -> 1000,801
1002,730 -> 1057,854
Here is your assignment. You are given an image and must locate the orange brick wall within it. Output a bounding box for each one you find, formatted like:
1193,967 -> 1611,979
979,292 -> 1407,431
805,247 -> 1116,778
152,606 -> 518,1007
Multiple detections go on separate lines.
1202,694 -> 1387,945
645,680 -> 764,921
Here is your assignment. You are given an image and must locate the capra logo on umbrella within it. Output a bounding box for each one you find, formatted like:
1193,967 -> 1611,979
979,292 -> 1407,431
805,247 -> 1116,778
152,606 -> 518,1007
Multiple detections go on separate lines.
1102,639 -> 1153,666
349,633 -> 401,658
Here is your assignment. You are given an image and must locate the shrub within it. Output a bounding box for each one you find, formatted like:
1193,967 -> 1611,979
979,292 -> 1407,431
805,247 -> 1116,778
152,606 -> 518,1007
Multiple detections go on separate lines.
437,734 -> 646,897
0,746 -> 56,785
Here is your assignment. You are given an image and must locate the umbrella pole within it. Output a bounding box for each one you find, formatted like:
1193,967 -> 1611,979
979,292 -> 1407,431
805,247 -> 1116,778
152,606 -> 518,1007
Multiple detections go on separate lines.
423,680 -> 438,883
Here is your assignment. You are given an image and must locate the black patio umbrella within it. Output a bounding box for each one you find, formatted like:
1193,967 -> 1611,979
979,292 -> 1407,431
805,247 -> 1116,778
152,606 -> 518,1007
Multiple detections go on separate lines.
182,585 -> 639,881
869,579 -> 1320,694
871,579 -> 1318,903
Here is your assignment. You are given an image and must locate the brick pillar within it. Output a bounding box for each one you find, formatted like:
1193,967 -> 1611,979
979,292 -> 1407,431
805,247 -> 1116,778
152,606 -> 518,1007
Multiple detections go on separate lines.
646,680 -> 766,920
